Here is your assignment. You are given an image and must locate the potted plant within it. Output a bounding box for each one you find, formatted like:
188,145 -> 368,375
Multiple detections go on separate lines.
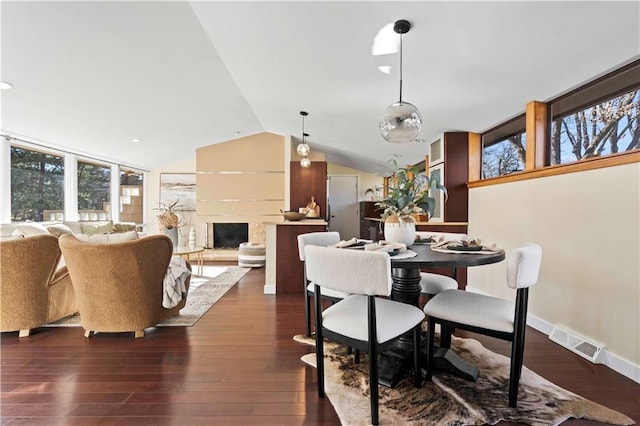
155,200 -> 184,247
375,161 -> 447,245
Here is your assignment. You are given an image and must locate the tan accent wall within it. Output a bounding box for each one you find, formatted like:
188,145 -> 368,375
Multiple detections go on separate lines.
196,132 -> 287,226
468,162 -> 640,367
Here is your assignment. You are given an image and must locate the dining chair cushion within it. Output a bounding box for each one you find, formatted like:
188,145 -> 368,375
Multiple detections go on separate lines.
425,289 -> 515,334
507,243 -> 543,289
420,272 -> 458,295
306,282 -> 350,299
297,231 -> 341,261
323,294 -> 425,344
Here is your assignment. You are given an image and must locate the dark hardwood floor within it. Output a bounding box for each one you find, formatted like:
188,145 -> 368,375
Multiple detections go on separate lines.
1,263 -> 638,425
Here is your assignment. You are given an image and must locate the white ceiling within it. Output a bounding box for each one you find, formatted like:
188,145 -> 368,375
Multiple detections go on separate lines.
2,1 -> 639,174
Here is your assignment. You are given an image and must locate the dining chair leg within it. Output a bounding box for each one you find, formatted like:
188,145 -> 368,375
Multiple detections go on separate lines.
369,343 -> 379,425
413,325 -> 422,387
426,318 -> 436,381
354,349 -> 360,364
304,291 -> 312,337
314,289 -> 325,398
440,324 -> 452,348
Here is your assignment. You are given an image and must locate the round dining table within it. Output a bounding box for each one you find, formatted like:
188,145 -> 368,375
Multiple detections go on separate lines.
378,241 -> 505,388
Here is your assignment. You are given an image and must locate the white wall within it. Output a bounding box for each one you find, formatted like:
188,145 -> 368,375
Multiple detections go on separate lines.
468,162 -> 640,370
327,163 -> 383,201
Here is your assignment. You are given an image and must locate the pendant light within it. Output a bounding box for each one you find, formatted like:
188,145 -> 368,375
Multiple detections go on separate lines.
379,19 -> 422,144
297,111 -> 311,156
300,156 -> 311,168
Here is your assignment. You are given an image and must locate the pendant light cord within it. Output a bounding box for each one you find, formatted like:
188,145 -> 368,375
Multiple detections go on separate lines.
399,33 -> 403,103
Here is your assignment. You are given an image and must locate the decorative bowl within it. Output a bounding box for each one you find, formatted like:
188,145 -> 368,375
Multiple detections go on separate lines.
283,211 -> 307,221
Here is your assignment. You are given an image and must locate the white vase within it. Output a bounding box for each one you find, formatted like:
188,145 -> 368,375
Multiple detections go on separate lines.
384,217 -> 416,246
164,228 -> 178,248
188,226 -> 196,248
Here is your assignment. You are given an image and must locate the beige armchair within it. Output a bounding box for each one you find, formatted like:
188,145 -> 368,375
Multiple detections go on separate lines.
58,234 -> 190,338
1,234 -> 77,337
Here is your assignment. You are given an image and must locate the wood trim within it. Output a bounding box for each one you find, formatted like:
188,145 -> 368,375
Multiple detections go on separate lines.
468,132 -> 481,181
469,150 -> 640,188
525,101 -> 548,170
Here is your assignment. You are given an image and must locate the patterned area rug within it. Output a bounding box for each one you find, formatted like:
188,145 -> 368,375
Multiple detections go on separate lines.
294,334 -> 634,426
45,266 -> 250,328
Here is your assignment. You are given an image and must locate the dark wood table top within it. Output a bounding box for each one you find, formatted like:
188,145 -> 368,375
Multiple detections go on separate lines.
390,243 -> 505,269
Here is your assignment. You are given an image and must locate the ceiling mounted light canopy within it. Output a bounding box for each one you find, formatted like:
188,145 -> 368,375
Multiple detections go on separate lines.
298,111 -> 311,167
379,19 -> 423,144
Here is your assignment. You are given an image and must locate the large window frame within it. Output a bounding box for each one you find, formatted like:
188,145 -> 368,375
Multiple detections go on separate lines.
470,59 -> 640,188
1,136 -> 148,224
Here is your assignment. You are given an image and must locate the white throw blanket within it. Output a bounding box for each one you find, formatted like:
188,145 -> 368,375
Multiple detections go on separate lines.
163,256 -> 191,308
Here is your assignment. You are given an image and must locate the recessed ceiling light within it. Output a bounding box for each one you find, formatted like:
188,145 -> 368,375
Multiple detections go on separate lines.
414,138 -> 426,143
378,66 -> 391,74
0,81 -> 13,90
234,131 -> 240,136
132,138 -> 141,143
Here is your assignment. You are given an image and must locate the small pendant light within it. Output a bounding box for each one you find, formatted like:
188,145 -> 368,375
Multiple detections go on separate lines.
297,111 -> 311,156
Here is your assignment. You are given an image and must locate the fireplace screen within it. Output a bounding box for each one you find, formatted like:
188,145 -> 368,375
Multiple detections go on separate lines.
211,223 -> 248,249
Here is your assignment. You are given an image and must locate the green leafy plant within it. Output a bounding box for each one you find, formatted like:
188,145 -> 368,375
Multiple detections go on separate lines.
375,160 -> 447,221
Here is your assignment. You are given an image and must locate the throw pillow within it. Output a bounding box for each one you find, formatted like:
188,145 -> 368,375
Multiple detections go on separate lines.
16,222 -> 49,236
46,223 -> 74,238
80,220 -> 114,235
76,230 -> 138,244
113,222 -> 136,233
0,224 -> 16,237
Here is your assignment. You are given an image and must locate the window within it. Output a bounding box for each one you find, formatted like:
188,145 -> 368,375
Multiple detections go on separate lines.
550,89 -> 639,165
481,115 -> 526,179
120,169 -> 144,223
549,60 -> 640,166
10,146 -> 65,221
77,160 -> 111,220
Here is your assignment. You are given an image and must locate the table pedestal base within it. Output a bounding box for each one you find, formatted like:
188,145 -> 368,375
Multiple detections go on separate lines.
432,347 -> 479,382
378,333 -> 480,388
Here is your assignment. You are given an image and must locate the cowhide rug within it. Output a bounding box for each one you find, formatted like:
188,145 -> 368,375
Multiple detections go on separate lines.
294,334 -> 634,426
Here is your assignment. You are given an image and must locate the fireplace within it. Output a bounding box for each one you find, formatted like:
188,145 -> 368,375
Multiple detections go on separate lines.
207,223 -> 249,249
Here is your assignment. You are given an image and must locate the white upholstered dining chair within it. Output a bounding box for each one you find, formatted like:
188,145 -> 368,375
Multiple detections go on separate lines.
304,245 -> 424,425
423,242 -> 542,408
297,231 -> 347,337
415,231 -> 468,296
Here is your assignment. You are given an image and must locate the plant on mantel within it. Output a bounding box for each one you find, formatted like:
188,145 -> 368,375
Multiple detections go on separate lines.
375,160 -> 447,224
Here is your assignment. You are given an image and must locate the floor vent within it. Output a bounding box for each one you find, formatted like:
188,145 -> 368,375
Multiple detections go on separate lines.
549,326 -> 605,363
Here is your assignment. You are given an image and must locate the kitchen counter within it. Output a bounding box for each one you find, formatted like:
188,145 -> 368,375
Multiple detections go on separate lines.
264,221 -> 328,294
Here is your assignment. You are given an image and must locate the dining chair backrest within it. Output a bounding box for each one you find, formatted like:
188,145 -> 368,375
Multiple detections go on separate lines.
506,242 -> 542,290
304,245 -> 392,296
416,231 -> 468,241
297,231 -> 341,261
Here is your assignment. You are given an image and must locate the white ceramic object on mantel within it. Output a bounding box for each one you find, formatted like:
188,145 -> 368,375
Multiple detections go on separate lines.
383,218 -> 416,247
188,226 -> 196,248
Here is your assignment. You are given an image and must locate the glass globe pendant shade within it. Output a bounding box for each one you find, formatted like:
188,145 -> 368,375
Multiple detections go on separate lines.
300,156 -> 311,168
296,142 -> 310,156
379,101 -> 422,143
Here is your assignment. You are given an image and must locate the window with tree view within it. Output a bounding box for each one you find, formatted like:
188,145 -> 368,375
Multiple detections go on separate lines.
550,88 -> 639,165
78,160 -> 111,220
482,132 -> 527,178
10,146 -> 64,221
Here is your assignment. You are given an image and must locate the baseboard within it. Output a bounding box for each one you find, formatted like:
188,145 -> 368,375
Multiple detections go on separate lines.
465,285 -> 640,384
263,284 -> 276,295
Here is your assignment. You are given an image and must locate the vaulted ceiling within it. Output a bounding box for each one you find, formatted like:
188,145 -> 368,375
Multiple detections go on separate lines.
2,1 -> 638,174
